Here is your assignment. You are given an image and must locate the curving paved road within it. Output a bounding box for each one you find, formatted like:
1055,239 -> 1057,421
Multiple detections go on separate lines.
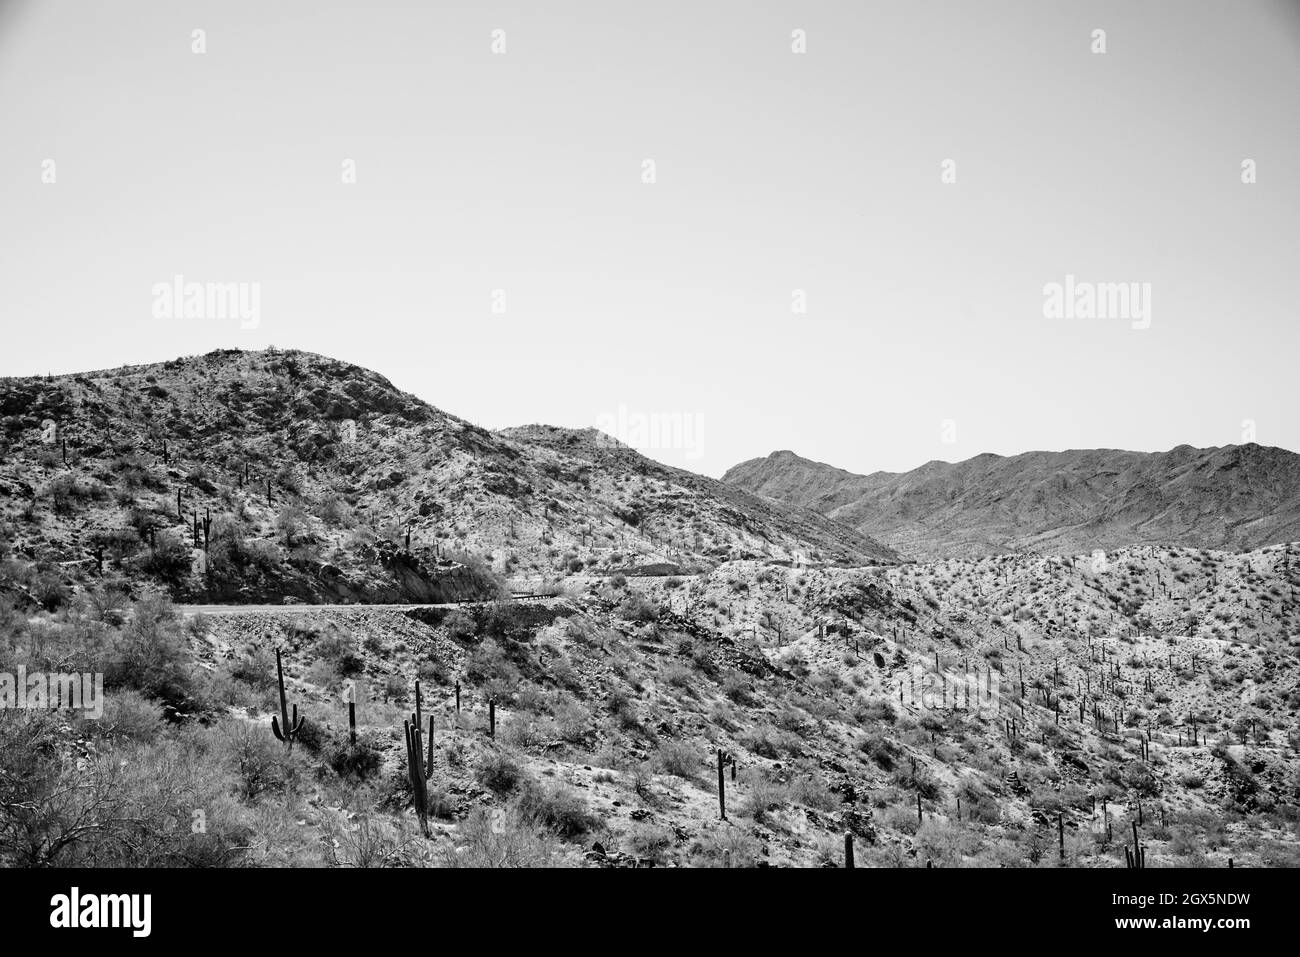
176,594 -> 556,616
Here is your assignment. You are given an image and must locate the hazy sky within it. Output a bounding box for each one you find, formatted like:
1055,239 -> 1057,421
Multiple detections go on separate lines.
2,0 -> 1297,478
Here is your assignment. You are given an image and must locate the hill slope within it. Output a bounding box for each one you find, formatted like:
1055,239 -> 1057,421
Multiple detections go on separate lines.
0,349 -> 895,606
6,538 -> 1298,868
723,447 -> 1300,560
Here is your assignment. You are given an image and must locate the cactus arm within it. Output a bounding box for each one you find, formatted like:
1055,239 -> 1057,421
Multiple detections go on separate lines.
271,647 -> 306,748
425,715 -> 435,780
276,649 -> 291,740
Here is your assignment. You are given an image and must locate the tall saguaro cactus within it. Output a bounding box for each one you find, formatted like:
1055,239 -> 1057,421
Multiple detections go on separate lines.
271,648 -> 305,749
404,719 -> 431,837
1125,820 -> 1146,869
717,748 -> 729,820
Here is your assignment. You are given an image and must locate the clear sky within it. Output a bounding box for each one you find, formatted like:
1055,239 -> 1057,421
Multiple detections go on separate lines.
2,0 -> 1297,478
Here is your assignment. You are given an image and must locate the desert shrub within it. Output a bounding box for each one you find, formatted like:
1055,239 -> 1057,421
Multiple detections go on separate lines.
476,753 -> 526,794
451,553 -> 509,602
227,642 -> 278,694
46,474 -> 103,515
786,773 -> 839,811
546,654 -> 582,692
101,597 -> 196,704
417,655 -> 452,686
880,803 -> 922,835
110,453 -> 164,492
30,568 -> 71,611
606,689 -> 640,730
425,786 -> 457,820
74,583 -> 126,626
721,671 -> 758,706
205,518 -> 280,579
853,697 -> 898,725
655,741 -> 700,780
740,724 -> 801,760
140,530 -> 193,583
914,819 -> 980,867
625,823 -> 674,864
889,762 -> 942,801
482,601 -> 536,641
956,778 -> 1002,823
1120,760 -> 1160,798
89,528 -> 142,565
463,639 -> 519,687
0,714 -> 250,867
691,825 -> 763,867
91,689 -> 164,743
513,779 -> 599,839
741,772 -> 787,824
218,721 -> 297,800
437,808 -> 569,868
315,494 -> 355,528
502,715 -> 553,750
443,608 -> 476,641
290,714 -> 328,754
662,662 -> 693,688
314,627 -> 364,678
552,697 -> 592,744
1029,786 -> 1064,815
617,593 -> 661,623
328,813 -> 425,868
329,743 -> 382,781
858,731 -> 900,770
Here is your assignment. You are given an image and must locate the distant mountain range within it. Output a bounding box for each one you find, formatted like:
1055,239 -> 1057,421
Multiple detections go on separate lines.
722,445 -> 1300,560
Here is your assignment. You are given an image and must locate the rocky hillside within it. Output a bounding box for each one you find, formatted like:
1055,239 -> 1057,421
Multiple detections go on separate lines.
2,349 -> 1296,870
0,350 -> 895,607
6,540 -> 1296,868
723,447 -> 1300,561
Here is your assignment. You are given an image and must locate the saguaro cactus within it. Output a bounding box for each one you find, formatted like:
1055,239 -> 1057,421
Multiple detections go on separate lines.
271,648 -> 305,749
406,707 -> 435,779
717,748 -> 728,820
1124,820 -> 1146,869
404,719 -> 431,837
415,679 -> 424,741
425,715 -> 435,775
844,833 -> 855,869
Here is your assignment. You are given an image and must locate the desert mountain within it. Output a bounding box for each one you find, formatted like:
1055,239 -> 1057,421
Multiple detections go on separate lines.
0,349 -> 895,606
723,447 -> 1300,561
1,351 -> 1298,870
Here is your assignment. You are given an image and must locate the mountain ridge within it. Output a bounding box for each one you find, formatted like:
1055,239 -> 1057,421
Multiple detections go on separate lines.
723,444 -> 1300,560
0,348 -> 896,607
